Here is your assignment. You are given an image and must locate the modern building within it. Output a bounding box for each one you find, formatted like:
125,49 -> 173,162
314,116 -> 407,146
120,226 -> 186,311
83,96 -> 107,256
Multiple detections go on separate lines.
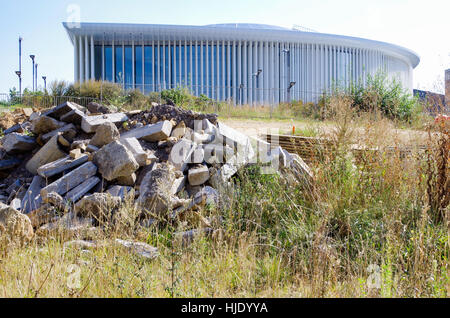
63,22 -> 420,104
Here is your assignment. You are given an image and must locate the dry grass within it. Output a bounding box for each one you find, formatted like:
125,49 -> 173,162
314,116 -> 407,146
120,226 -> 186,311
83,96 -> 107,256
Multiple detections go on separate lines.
0,96 -> 448,298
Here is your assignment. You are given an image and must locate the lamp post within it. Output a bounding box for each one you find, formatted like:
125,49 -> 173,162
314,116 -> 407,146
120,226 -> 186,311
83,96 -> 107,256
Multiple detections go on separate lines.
287,81 -> 296,103
30,55 -> 35,91
35,64 -> 38,91
18,37 -> 23,95
42,76 -> 47,91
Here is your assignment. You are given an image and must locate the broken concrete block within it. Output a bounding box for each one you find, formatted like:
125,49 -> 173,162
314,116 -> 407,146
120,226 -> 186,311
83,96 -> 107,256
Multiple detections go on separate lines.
120,137 -> 148,167
42,101 -> 86,119
87,102 -> 117,114
31,116 -> 66,135
188,165 -> 210,186
93,141 -> 139,181
58,135 -> 71,147
171,176 -> 186,195
114,239 -> 158,259
0,202 -> 34,243
26,135 -> 67,175
60,108 -> 86,125
120,120 -> 172,142
65,176 -> 100,203
0,158 -> 22,170
106,185 -> 135,201
28,204 -> 59,228
81,113 -> 128,133
40,161 -> 97,199
170,121 -> 186,139
192,146 -> 205,164
1,133 -> 36,154
22,108 -> 33,117
202,118 -> 217,135
43,192 -> 66,210
4,123 -> 23,135
208,163 -> 238,188
37,154 -> 89,178
89,121 -> 120,147
41,124 -> 77,143
21,175 -> 45,214
74,193 -> 121,220
69,148 -> 83,159
86,144 -> 99,153
203,143 -> 234,164
115,173 -> 136,186
137,162 -> 182,215
168,139 -> 196,172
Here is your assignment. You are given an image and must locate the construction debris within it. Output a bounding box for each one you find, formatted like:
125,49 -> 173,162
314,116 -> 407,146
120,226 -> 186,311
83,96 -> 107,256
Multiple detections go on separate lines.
0,101 -> 313,251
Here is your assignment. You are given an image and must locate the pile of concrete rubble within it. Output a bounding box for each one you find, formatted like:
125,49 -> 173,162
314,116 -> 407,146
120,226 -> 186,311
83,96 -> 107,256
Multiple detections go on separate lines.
0,101 -> 312,249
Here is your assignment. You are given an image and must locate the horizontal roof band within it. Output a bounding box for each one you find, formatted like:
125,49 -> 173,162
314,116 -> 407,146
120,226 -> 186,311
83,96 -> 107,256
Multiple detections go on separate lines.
63,22 -> 420,68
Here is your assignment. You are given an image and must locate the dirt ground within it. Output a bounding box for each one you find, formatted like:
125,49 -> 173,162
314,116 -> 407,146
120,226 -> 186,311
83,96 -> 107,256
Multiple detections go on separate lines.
222,117 -> 430,146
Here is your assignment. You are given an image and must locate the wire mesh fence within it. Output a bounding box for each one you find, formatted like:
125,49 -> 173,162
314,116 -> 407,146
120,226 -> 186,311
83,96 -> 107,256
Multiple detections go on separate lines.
0,93 -> 99,109
0,83 -> 328,120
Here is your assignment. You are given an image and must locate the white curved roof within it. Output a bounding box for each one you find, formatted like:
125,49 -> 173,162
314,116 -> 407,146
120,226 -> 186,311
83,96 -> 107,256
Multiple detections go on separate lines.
63,22 -> 420,68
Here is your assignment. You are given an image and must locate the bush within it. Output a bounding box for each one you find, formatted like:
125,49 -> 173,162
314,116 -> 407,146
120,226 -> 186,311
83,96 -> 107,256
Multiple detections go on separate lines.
321,72 -> 420,122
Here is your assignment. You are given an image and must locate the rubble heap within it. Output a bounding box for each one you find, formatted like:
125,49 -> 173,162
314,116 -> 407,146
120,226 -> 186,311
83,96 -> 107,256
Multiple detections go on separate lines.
0,101 -> 312,249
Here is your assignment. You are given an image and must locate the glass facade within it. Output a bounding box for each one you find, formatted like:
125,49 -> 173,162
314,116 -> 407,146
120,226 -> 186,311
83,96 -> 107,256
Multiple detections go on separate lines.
94,42 -> 360,102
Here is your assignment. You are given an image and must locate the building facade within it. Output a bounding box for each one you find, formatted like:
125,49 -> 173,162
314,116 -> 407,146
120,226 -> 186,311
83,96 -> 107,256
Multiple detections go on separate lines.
64,22 -> 420,104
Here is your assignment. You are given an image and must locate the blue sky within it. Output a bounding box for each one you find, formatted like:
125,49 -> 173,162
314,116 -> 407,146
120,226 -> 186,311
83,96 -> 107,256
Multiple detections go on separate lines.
0,0 -> 449,94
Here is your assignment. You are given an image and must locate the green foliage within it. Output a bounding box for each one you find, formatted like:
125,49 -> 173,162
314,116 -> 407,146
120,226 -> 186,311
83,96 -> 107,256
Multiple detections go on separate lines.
324,72 -> 421,122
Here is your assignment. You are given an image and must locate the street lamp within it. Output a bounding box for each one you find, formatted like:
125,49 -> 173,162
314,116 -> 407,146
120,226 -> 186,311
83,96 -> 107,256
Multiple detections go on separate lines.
35,64 -> 38,91
18,37 -> 23,95
42,76 -> 47,91
15,71 -> 21,96
29,55 -> 35,91
287,81 -> 296,103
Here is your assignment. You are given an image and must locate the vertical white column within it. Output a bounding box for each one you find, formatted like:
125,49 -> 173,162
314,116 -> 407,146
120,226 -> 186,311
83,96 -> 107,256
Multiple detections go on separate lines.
189,40 -> 193,92
227,41 -> 231,101
200,40 -> 204,95
206,41 -> 210,97
195,40 -> 198,95
90,36 -> 95,80
211,41 -> 215,100
269,42 -> 274,105
156,40 -> 160,90
221,40 -> 225,100
253,41 -> 258,105
262,41 -> 273,104
248,41 -> 252,106
232,41 -> 236,105
237,41 -> 242,105
84,36 -> 89,82
74,36 -> 79,82
168,40 -> 172,89
79,36 -> 84,83
122,40 -> 125,88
